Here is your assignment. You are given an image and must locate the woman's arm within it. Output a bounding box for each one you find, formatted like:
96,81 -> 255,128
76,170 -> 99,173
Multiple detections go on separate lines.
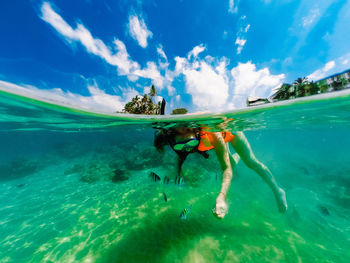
210,132 -> 233,218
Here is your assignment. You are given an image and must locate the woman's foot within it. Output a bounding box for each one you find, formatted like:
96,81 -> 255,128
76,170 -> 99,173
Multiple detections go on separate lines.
275,188 -> 288,213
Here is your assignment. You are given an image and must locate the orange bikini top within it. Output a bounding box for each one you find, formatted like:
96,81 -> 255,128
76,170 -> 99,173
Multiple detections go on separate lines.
197,131 -> 235,152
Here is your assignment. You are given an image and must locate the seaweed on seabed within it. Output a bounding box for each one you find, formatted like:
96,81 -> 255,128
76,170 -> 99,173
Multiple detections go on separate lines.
122,145 -> 166,170
0,158 -> 42,181
181,164 -> 211,187
112,169 -> 129,182
105,212 -> 220,263
77,160 -> 129,183
64,164 -> 84,175
79,162 -> 113,183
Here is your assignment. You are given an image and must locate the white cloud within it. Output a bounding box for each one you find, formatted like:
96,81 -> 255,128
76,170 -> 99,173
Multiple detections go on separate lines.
216,59 -> 229,76
302,8 -> 320,27
175,50 -> 229,111
308,61 -> 335,80
157,45 -> 167,60
133,62 -> 165,88
235,38 -> 246,46
228,0 -> 239,13
40,2 -> 75,39
183,63 -> 229,110
283,57 -> 293,67
111,39 -> 140,76
86,85 -> 127,111
40,2 -> 168,90
235,16 -> 250,55
235,37 -> 246,54
40,2 -> 139,76
128,14 -> 153,48
324,61 -> 336,71
231,62 -> 285,106
167,86 -> 175,96
187,45 -> 206,59
307,53 -> 350,81
156,45 -> 169,70
0,80 -> 138,113
173,47 -> 286,111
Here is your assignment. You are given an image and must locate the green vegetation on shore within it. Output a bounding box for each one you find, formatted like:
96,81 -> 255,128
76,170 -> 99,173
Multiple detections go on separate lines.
122,85 -> 161,115
248,69 -> 350,106
171,108 -> 188,115
271,70 -> 350,102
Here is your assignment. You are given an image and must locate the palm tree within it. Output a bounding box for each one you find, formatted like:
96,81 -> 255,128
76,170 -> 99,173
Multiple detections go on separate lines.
293,77 -> 309,97
122,85 -> 162,114
149,84 -> 157,97
308,81 -> 319,95
149,84 -> 157,113
293,77 -> 308,86
269,83 -> 292,101
334,77 -> 347,90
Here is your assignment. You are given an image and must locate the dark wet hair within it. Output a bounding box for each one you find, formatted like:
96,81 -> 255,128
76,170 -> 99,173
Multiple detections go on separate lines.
153,127 -> 210,160
153,128 -> 200,152
153,130 -> 169,153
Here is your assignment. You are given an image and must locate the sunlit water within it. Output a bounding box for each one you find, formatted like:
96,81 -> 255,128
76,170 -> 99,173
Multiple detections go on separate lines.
0,89 -> 350,262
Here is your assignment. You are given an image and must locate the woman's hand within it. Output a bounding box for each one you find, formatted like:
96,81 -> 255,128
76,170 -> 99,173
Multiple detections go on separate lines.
213,192 -> 228,219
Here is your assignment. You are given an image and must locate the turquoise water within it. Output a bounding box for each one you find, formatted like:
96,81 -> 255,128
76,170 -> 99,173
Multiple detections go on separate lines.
1,89 -> 350,262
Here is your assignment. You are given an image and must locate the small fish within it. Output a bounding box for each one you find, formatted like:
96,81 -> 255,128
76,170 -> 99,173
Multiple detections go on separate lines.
163,176 -> 170,184
318,205 -> 330,216
163,192 -> 167,202
149,172 -> 161,182
112,169 -> 129,182
179,205 -> 192,220
17,184 -> 25,188
179,177 -> 184,185
175,176 -> 185,185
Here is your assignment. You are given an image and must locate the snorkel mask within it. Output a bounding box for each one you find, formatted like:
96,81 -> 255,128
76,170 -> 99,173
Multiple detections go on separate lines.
173,138 -> 199,152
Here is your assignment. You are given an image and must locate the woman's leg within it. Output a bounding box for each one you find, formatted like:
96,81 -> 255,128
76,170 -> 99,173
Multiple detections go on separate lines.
229,151 -> 240,167
230,132 -> 287,212
228,150 -> 240,179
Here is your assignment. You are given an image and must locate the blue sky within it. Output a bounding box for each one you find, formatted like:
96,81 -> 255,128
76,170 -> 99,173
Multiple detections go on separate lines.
0,0 -> 350,113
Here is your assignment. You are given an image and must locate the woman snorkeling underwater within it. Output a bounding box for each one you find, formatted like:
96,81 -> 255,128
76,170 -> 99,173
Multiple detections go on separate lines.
154,127 -> 288,219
